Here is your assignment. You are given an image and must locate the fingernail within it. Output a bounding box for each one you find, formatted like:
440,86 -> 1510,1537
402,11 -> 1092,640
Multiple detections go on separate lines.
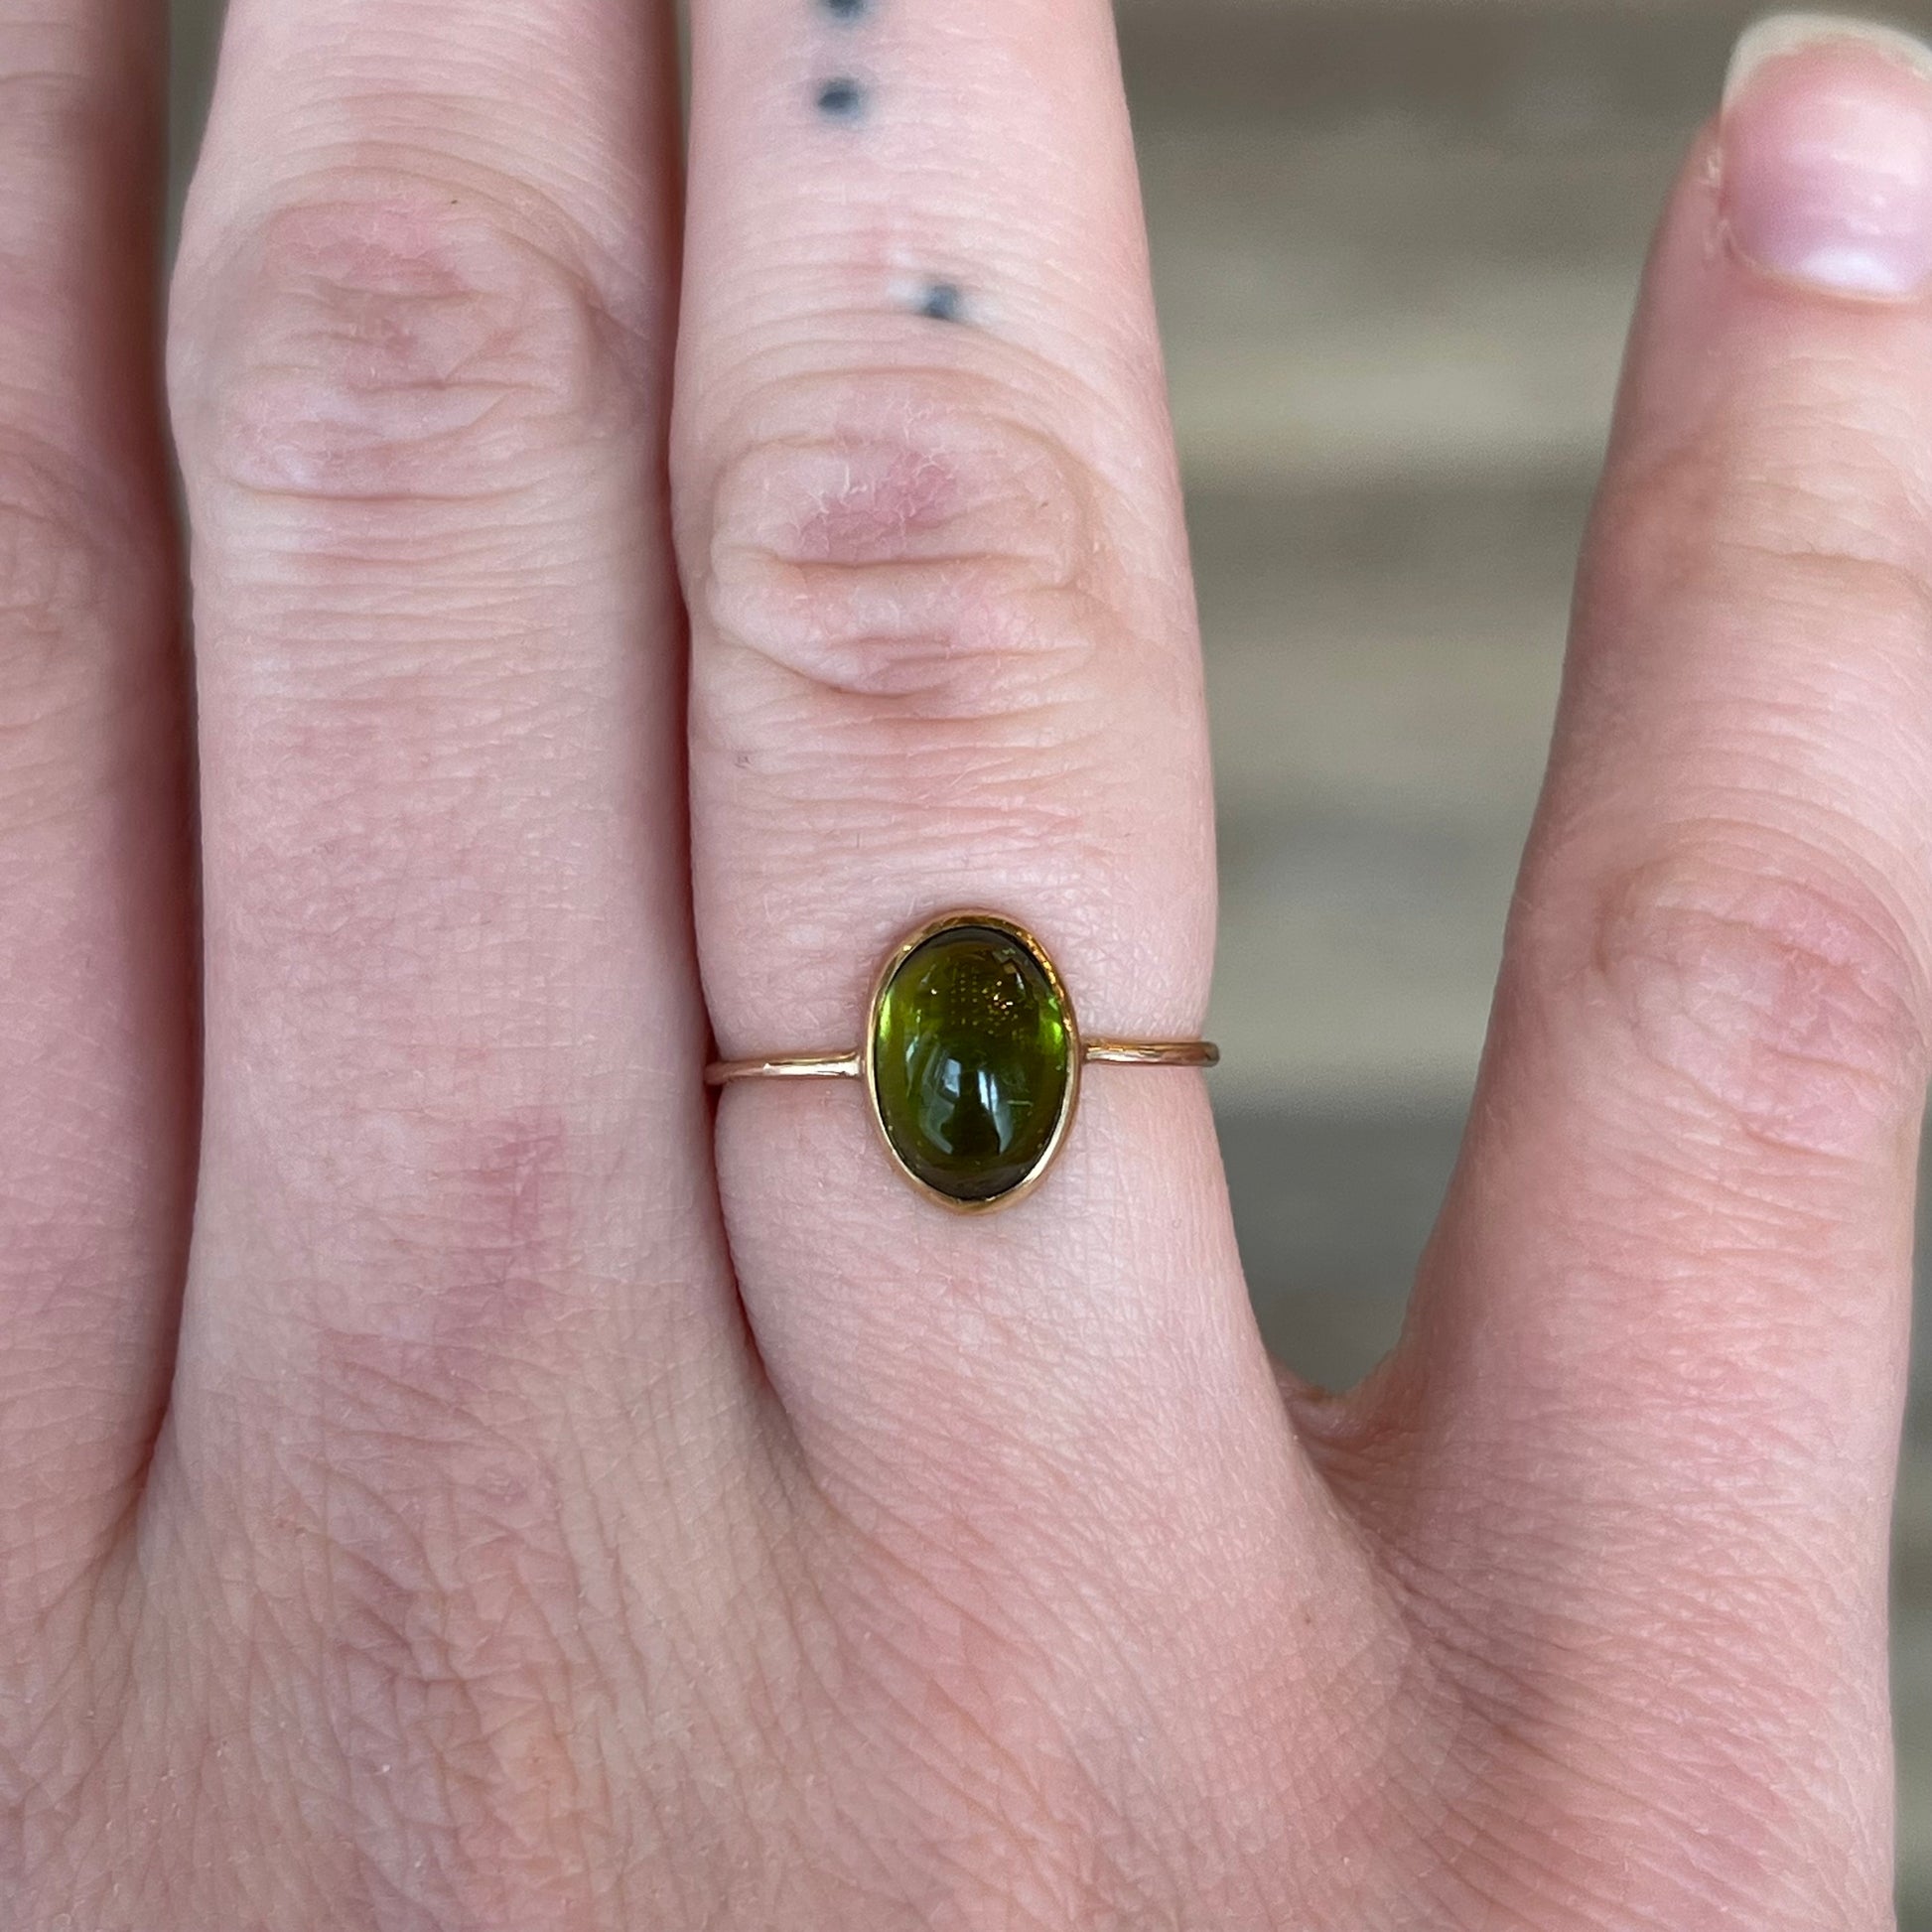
1722,12 -> 1932,298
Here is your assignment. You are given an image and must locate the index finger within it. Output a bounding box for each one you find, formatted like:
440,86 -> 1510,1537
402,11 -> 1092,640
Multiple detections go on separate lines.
1345,26 -> 1932,1914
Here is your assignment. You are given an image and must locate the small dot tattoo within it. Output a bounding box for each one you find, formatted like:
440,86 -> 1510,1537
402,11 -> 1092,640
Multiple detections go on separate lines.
823,0 -> 870,18
916,281 -> 967,325
816,76 -> 866,120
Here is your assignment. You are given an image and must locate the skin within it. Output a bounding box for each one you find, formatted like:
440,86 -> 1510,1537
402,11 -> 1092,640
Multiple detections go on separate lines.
0,0 -> 1917,1926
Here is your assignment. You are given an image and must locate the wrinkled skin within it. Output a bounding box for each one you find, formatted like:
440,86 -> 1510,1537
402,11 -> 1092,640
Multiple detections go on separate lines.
0,2 -> 1922,1926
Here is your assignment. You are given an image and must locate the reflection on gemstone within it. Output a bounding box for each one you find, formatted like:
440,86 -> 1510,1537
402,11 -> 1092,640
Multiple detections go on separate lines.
870,919 -> 1075,1205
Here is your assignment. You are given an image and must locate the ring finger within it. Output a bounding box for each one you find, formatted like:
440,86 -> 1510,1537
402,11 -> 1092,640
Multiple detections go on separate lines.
678,0 -> 1307,1561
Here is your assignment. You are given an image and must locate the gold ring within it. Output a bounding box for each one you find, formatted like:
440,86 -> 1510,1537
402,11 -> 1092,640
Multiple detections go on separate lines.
706,909 -> 1218,1213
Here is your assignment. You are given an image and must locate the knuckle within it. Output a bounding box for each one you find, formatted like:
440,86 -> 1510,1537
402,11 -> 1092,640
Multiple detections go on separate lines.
693,369 -> 1117,707
176,180 -> 645,506
0,435 -> 126,660
282,1102 -> 597,1330
1587,425 -> 1932,647
0,125 -> 83,237
286,1474 -> 595,1924
0,59 -> 114,163
192,1299 -> 608,1920
1588,834 -> 1930,1160
0,434 -> 161,767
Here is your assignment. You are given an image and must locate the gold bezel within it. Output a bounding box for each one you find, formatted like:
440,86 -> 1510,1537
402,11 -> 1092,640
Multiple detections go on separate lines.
862,909 -> 1083,1215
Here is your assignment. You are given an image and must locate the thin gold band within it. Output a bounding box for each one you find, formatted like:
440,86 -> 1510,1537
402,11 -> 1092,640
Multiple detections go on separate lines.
1083,1038 -> 1221,1067
705,1038 -> 1218,1087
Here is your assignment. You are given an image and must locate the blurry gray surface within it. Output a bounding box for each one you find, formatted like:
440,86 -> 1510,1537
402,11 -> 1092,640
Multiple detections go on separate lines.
167,0 -> 1929,1916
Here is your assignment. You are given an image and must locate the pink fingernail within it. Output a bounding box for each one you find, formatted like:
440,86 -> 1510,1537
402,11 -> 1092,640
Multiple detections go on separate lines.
1723,13 -> 1932,299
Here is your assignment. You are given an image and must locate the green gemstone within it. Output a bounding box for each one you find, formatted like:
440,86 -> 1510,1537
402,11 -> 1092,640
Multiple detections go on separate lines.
870,921 -> 1074,1205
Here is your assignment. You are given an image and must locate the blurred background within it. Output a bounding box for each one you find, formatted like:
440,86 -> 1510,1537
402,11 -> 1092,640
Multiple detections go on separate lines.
168,0 -> 1928,1915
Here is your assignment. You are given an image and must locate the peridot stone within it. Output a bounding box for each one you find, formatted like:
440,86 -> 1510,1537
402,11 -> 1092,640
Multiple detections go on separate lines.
870,921 -> 1074,1206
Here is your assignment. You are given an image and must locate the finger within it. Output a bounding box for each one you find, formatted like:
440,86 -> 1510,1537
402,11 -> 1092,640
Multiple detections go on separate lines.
677,0 -> 1314,1576
1344,21 -> 1932,1908
162,5 -> 745,1501
0,1 -> 191,1619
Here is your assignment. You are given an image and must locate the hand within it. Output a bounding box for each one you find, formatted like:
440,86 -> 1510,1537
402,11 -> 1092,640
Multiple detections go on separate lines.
1,2 -> 1921,1924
